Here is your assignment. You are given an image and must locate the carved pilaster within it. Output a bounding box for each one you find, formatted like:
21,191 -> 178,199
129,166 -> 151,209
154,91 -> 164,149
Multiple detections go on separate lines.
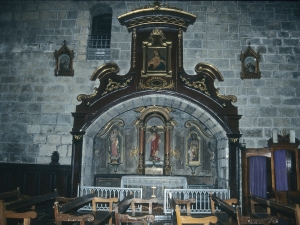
70,131 -> 85,197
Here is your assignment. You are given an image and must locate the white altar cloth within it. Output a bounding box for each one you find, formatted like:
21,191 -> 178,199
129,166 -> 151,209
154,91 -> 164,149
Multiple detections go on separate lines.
121,175 -> 187,200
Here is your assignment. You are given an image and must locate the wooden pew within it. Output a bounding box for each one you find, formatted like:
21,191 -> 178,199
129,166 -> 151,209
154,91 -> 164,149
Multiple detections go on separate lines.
0,190 -> 59,225
174,198 -> 195,216
54,193 -> 122,225
54,192 -> 94,225
287,191 -> 300,205
250,193 -> 300,225
210,194 -> 278,225
170,198 -> 218,225
0,188 -> 21,201
92,197 -> 118,225
115,195 -> 157,225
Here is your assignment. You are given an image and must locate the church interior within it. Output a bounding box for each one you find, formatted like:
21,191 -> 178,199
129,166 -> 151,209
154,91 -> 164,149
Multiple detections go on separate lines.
0,1 -> 300,225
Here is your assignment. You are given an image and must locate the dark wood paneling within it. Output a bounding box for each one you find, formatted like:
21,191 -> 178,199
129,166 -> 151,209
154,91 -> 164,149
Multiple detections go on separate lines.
0,163 -> 72,197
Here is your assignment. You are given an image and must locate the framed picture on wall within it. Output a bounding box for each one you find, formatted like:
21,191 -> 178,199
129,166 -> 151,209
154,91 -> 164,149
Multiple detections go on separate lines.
240,44 -> 260,80
54,40 -> 74,77
141,28 -> 172,77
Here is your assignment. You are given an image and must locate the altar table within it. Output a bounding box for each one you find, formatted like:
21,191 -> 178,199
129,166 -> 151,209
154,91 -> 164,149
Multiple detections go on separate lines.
121,176 -> 187,200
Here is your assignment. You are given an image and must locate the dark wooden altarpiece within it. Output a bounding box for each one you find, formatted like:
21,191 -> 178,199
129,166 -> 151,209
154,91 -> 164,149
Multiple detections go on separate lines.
71,2 -> 242,197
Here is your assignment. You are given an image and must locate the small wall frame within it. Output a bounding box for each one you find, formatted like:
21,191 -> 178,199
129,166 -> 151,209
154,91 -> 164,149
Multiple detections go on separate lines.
54,40 -> 74,77
240,44 -> 260,80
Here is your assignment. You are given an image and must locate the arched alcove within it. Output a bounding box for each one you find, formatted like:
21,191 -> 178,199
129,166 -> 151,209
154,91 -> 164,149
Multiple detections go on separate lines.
71,2 -> 241,197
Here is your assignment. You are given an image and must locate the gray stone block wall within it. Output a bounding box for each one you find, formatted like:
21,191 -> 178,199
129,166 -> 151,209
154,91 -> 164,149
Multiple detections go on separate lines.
0,1 -> 299,165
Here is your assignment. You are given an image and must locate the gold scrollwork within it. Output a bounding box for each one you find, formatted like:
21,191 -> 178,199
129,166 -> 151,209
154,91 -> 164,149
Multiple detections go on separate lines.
77,87 -> 98,102
139,77 -> 174,90
170,148 -> 180,159
102,77 -> 133,96
128,16 -> 186,30
180,76 -> 210,96
130,148 -> 139,157
216,88 -> 237,103
74,135 -> 83,140
132,2 -> 183,11
230,138 -> 239,143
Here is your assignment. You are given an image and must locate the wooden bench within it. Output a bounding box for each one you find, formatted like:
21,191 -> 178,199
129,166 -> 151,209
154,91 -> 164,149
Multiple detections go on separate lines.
250,193 -> 300,225
54,193 -> 121,225
92,197 -> 118,225
0,188 -> 22,201
115,195 -> 157,225
54,192 -> 102,225
170,198 -> 218,225
174,198 -> 195,216
210,194 -> 278,225
0,190 -> 59,225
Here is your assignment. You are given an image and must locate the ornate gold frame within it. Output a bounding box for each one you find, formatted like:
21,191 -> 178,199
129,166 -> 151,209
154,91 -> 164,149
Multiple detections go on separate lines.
186,132 -> 201,166
240,44 -> 261,79
54,40 -> 74,77
141,28 -> 172,77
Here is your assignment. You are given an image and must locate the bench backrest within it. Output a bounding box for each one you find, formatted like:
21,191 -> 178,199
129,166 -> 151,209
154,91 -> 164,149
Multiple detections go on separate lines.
249,193 -> 295,215
171,198 -> 218,225
114,194 -> 134,225
210,194 -> 238,215
5,190 -> 59,211
210,194 -> 241,225
57,192 -> 96,214
287,192 -> 300,205
0,188 -> 20,200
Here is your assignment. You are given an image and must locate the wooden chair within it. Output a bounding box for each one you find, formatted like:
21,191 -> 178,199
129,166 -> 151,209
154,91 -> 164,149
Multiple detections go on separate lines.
92,197 -> 118,225
171,198 -> 218,225
115,197 -> 157,225
174,198 -> 195,216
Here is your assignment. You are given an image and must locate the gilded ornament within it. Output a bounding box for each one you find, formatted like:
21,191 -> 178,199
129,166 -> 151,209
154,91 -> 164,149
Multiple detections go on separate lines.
170,148 -> 180,159
77,87 -> 98,102
178,29 -> 182,68
130,148 -> 139,157
74,135 -> 83,140
139,77 -> 174,90
180,76 -> 210,96
230,138 -> 238,143
216,88 -> 237,103
102,77 -> 133,96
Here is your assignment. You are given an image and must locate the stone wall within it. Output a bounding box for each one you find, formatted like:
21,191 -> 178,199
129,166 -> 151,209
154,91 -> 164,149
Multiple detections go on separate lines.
0,0 -> 299,165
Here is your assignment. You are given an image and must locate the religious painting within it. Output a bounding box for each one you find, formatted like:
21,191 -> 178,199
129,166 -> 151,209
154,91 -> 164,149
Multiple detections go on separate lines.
141,28 -> 172,77
186,132 -> 201,165
147,48 -> 167,72
108,128 -> 123,164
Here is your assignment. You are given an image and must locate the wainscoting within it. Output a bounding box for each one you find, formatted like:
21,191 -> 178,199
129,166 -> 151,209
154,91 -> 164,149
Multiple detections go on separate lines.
0,163 -> 72,197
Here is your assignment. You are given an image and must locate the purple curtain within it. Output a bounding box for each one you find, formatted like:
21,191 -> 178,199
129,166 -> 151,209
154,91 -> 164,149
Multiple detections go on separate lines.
274,150 -> 288,191
249,156 -> 267,199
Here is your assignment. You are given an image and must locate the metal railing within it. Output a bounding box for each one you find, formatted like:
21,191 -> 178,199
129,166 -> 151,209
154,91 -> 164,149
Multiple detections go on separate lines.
77,186 -> 229,214
164,188 -> 230,214
77,186 -> 142,211
87,35 -> 111,60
